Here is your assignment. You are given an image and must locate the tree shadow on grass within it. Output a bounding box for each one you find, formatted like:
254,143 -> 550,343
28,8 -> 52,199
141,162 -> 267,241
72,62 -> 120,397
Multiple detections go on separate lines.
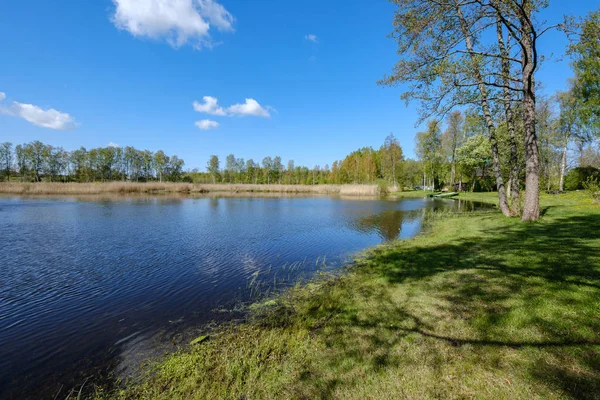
378,213 -> 600,288
276,212 -> 600,398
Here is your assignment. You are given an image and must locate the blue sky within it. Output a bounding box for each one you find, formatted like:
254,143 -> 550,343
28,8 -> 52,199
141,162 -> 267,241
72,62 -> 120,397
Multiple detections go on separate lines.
0,0 -> 595,170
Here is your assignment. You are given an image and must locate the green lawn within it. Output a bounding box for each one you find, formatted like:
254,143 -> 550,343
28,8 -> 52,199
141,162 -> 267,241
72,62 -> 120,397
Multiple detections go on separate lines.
102,192 -> 600,400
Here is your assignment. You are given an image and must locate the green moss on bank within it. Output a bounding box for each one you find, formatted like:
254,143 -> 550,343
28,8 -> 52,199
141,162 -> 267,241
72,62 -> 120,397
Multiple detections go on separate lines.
98,192 -> 600,399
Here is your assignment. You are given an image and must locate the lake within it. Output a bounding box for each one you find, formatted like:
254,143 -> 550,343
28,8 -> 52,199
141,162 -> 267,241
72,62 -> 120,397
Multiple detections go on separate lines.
0,194 -> 492,398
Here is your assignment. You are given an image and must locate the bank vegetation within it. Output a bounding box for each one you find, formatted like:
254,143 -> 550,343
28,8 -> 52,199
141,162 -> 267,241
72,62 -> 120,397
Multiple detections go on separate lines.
90,191 -> 600,399
0,182 -> 381,196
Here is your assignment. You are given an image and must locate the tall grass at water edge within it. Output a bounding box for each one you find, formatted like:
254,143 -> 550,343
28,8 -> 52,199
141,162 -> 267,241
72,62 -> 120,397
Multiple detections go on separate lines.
0,182 -> 381,196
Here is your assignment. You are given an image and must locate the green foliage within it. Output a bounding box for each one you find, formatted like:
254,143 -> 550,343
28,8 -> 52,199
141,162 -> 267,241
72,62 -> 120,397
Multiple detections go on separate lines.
206,155 -> 220,183
153,150 -> 169,182
456,134 -> 491,191
401,158 -> 423,189
557,88 -> 589,144
569,9 -> 600,131
564,167 -> 600,190
379,134 -> 404,187
375,179 -> 390,195
441,111 -> 464,184
191,138 -> 403,187
416,119 -> 444,189
5,141 -> 185,183
189,335 -> 209,346
336,147 -> 380,184
583,176 -> 600,200
0,142 -> 13,180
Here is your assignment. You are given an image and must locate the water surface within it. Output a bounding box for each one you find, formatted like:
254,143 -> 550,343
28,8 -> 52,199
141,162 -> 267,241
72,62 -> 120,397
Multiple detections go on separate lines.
0,194 -> 491,398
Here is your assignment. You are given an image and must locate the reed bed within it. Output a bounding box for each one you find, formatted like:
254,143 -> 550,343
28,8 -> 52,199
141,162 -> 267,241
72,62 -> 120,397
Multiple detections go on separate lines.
0,182 -> 380,196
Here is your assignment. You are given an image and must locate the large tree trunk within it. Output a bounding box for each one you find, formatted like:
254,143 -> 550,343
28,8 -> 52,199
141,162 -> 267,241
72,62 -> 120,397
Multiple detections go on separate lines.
457,3 -> 510,216
496,16 -> 521,215
520,9 -> 540,222
509,137 -> 521,210
522,92 -> 540,221
488,128 -> 511,215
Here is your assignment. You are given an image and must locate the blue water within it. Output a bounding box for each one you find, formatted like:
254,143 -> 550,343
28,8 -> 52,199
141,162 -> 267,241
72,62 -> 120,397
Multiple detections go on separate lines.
0,194 -> 490,398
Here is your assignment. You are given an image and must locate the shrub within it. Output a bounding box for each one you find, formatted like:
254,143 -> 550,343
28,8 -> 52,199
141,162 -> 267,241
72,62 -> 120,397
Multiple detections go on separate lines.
376,179 -> 390,196
582,176 -> 600,200
473,176 -> 496,192
564,167 -> 600,191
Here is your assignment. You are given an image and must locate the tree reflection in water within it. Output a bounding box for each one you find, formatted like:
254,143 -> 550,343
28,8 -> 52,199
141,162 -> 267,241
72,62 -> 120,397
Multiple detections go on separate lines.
351,209 -> 423,241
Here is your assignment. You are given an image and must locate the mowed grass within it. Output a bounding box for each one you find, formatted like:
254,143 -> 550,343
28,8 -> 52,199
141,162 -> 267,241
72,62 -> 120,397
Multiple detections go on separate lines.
98,191 -> 600,400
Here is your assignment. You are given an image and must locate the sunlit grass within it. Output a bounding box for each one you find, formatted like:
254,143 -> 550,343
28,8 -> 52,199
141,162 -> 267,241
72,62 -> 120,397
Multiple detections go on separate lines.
95,191 -> 600,399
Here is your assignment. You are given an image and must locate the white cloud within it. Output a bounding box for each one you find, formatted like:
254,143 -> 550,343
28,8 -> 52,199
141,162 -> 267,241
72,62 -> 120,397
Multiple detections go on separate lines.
195,119 -> 219,130
108,142 -> 121,148
227,98 -> 270,118
193,96 -> 226,116
193,97 -> 271,118
197,0 -> 235,31
305,34 -> 318,43
111,0 -> 234,48
0,92 -> 5,101
1,100 -> 77,130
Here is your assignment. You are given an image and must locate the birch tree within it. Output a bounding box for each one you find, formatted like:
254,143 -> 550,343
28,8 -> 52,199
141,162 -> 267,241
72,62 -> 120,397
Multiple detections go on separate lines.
416,120 -> 443,190
441,111 -> 464,186
0,142 -> 13,181
381,0 -> 555,220
380,134 -> 404,188
556,89 -> 586,191
207,155 -> 220,184
380,0 -> 511,215
569,9 -> 600,132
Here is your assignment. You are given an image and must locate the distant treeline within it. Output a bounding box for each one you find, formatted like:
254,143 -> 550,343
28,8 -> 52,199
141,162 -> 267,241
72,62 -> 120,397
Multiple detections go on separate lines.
0,135 -> 409,187
1,123 -> 598,190
195,134 -> 405,186
0,141 -> 184,183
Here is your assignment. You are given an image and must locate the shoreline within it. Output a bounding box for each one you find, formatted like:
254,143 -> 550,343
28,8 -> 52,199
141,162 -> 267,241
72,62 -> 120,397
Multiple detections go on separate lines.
0,182 -> 382,196
92,191 -> 600,399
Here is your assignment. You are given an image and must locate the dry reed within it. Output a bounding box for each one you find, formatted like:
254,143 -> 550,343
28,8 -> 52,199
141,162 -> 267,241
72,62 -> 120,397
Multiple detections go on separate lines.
0,182 -> 380,196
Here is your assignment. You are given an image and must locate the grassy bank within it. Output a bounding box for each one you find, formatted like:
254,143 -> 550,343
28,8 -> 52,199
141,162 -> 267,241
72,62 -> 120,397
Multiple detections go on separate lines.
392,190 -> 501,203
97,192 -> 600,399
0,182 -> 379,196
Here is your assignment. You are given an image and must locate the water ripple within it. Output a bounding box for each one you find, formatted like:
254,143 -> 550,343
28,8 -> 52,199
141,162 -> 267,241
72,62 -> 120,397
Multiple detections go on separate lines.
0,195 -> 492,399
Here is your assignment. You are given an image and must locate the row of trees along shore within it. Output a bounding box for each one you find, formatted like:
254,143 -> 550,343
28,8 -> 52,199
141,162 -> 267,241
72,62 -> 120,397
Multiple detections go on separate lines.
1,117 -> 598,192
380,2 -> 600,221
0,135 -> 404,186
0,142 -> 185,183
